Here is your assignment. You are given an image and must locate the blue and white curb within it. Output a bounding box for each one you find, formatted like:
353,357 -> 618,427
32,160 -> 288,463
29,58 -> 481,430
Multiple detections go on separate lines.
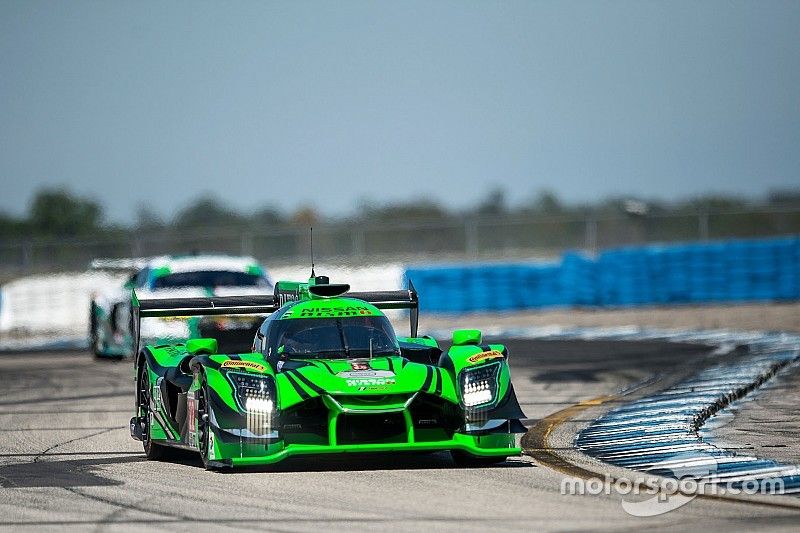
544,327 -> 800,494
431,325 -> 800,494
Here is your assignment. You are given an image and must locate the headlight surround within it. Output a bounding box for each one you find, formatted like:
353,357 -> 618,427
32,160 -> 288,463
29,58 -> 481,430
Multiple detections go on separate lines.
458,362 -> 500,408
227,372 -> 277,414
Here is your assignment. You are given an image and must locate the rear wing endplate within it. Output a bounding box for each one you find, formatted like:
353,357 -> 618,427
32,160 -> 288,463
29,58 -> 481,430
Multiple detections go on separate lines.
348,283 -> 419,338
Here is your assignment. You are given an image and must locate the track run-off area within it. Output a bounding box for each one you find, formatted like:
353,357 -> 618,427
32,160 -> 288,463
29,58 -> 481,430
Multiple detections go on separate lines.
1,336 -> 799,531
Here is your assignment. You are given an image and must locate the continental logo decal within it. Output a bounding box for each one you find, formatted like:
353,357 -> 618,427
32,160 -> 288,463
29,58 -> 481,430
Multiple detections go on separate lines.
221,360 -> 265,372
467,350 -> 504,364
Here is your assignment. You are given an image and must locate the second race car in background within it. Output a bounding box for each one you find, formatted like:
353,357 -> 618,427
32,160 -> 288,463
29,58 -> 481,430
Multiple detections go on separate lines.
90,255 -> 273,358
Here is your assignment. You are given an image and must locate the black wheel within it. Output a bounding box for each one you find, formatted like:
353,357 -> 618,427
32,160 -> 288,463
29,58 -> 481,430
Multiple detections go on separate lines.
137,363 -> 170,460
196,373 -> 216,470
450,450 -> 508,468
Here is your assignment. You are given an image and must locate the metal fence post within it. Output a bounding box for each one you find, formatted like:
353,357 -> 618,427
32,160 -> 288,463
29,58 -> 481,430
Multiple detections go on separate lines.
241,231 -> 254,256
465,219 -> 479,258
698,211 -> 710,241
22,240 -> 33,270
131,236 -> 143,257
352,228 -> 366,259
585,217 -> 598,254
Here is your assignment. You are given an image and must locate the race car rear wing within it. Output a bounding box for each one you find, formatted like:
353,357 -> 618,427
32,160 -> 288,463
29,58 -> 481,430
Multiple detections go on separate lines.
131,281 -> 419,356
89,257 -> 151,272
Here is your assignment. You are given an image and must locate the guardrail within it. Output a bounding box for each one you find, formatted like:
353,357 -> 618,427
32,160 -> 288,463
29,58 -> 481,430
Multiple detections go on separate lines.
405,235 -> 800,313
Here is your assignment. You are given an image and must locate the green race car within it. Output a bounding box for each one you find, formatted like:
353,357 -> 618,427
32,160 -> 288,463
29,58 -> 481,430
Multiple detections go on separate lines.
130,274 -> 526,469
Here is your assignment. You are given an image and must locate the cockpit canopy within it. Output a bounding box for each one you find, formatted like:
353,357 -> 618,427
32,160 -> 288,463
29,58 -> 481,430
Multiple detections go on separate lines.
261,314 -> 400,363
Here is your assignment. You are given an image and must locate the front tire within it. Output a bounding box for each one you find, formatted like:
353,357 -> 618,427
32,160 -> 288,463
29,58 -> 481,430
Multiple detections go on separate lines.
137,363 -> 170,460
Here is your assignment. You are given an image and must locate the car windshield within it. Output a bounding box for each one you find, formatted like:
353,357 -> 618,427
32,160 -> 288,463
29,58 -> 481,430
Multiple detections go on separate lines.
152,271 -> 268,289
269,316 -> 399,360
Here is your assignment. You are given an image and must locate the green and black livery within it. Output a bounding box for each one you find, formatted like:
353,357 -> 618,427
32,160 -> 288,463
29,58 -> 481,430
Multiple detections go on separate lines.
130,276 -> 526,469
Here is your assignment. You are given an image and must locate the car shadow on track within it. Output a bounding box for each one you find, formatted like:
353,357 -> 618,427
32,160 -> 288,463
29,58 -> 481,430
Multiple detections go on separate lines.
0,454 -> 146,488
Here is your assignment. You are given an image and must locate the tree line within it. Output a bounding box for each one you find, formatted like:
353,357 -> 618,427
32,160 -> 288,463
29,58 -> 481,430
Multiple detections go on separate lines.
1,187 -> 798,240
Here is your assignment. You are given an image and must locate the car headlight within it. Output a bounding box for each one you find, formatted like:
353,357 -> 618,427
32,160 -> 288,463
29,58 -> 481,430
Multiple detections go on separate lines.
459,362 -> 500,408
228,372 -> 276,413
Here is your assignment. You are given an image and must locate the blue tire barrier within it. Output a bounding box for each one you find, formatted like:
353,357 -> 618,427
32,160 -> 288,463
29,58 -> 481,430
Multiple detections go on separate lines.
404,235 -> 800,313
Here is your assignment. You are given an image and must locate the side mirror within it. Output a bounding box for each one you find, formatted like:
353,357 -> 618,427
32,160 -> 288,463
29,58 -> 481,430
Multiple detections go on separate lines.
452,329 -> 482,346
186,338 -> 218,355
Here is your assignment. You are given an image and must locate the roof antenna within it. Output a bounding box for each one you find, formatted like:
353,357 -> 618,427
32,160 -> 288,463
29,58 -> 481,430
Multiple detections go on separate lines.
310,227 -> 316,278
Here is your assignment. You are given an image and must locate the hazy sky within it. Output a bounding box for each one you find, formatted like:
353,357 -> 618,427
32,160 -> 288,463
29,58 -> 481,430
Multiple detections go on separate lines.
1,1 -> 798,223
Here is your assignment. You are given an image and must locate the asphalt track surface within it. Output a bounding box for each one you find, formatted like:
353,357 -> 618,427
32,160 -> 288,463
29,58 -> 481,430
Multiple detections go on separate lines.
1,339 -> 799,532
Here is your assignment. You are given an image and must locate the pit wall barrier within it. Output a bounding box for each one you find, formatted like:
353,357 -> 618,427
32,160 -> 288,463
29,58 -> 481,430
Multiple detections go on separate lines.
0,264 -> 404,339
0,272 -> 122,336
404,236 -> 800,313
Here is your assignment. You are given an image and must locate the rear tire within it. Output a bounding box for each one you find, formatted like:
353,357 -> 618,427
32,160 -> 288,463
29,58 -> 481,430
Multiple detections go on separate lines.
137,363 -> 171,460
450,450 -> 507,468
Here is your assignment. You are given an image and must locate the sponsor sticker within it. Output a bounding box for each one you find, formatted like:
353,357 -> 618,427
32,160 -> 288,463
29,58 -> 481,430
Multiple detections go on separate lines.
187,392 -> 197,447
338,370 -> 394,379
187,394 -> 196,431
289,305 -> 375,318
152,379 -> 163,410
351,361 -> 370,371
338,369 -> 396,388
467,350 -> 504,364
159,346 -> 182,357
357,385 -> 394,391
221,360 -> 265,372
348,378 -> 396,387
276,288 -> 300,306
